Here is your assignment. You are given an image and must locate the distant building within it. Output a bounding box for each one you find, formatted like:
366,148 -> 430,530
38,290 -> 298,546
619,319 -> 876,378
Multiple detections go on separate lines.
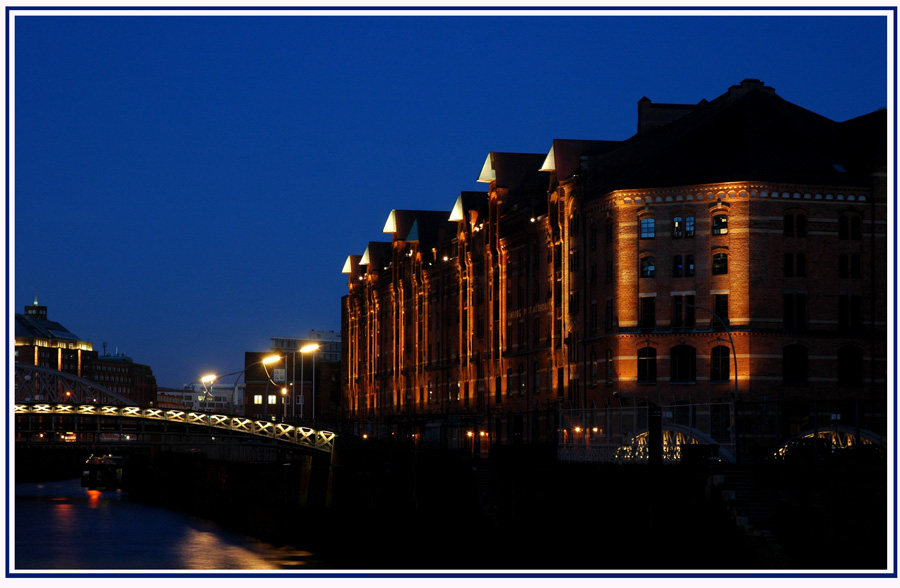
14,297 -> 158,406
243,331 -> 341,422
341,80 -> 887,459
157,382 -> 245,414
15,296 -> 93,378
89,353 -> 158,407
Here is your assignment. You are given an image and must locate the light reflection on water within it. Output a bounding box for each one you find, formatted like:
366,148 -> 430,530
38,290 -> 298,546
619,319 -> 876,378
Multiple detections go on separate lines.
14,479 -> 323,571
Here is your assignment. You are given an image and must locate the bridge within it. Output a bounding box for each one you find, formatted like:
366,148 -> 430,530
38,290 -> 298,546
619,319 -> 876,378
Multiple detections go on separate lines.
14,364 -> 336,454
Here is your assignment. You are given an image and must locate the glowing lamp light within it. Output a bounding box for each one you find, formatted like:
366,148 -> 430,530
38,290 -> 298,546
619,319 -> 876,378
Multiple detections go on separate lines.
574,426 -> 582,433
262,355 -> 281,365
201,374 -> 217,384
300,343 -> 320,354
466,430 -> 474,438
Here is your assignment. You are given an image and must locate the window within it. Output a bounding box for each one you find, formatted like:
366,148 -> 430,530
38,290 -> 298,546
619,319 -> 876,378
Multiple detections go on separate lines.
590,301 -> 598,333
685,216 -> 695,237
784,293 -> 808,329
267,394 -> 276,405
796,215 -> 807,237
606,260 -> 614,283
605,299 -> 614,331
637,347 -> 657,384
839,214 -> 862,240
641,256 -> 656,278
796,253 -> 806,277
605,219 -> 614,244
670,345 -> 697,383
672,217 -> 684,238
712,215 -> 728,235
685,255 -> 695,277
837,346 -> 864,387
783,345 -> 808,385
784,213 -> 794,237
712,253 -> 728,275
710,346 -> 730,382
784,252 -> 794,277
784,213 -> 806,237
838,294 -> 863,332
639,296 -> 656,329
840,254 -> 861,279
253,395 -> 263,405
673,255 -> 683,278
640,218 -> 655,239
606,349 -> 614,384
672,294 -> 695,328
533,361 -> 541,394
590,350 -> 598,386
713,294 -> 729,327
518,364 -> 525,395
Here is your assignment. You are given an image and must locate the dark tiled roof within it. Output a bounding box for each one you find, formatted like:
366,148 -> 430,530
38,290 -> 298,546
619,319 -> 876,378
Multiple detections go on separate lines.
15,313 -> 84,342
587,86 -> 886,194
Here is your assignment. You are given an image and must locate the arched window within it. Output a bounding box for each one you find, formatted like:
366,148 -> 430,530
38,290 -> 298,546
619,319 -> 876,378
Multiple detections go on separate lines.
518,364 -> 525,395
783,345 -> 808,385
590,349 -> 598,385
837,346 -> 864,387
605,349 -> 614,384
533,361 -> 541,394
670,344 -> 697,383
712,215 -> 728,235
637,347 -> 657,384
640,217 -> 655,239
640,256 -> 656,278
710,346 -> 730,382
712,253 -> 728,275
672,217 -> 684,238
839,214 -> 862,240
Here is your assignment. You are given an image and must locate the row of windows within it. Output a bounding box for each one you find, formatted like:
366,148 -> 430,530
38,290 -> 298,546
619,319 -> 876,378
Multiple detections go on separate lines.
628,344 -> 864,387
641,215 -> 725,239
641,253 -> 727,277
638,213 -> 862,240
634,292 -> 862,331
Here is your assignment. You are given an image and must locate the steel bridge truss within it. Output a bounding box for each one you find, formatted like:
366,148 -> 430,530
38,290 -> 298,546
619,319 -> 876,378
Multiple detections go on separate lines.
14,403 -> 336,454
15,364 -> 135,406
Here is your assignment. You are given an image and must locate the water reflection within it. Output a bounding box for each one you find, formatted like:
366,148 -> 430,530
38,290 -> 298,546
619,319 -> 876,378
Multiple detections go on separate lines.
15,479 -> 324,570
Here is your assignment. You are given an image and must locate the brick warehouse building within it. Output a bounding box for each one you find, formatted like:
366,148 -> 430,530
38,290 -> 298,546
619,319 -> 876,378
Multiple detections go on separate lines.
341,80 -> 887,461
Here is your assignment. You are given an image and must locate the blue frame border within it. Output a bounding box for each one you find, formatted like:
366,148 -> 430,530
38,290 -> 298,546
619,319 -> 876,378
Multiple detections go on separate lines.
4,4 -> 897,580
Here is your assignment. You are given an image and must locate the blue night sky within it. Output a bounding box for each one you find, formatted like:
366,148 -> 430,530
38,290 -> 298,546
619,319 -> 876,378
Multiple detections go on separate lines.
10,9 -> 889,388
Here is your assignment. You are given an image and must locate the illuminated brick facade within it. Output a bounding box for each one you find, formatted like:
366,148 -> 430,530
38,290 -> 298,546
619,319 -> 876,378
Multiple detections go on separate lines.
341,80 -> 887,452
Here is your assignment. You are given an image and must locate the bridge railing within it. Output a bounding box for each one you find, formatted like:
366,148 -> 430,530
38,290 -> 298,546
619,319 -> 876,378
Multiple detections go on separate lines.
14,404 -> 336,453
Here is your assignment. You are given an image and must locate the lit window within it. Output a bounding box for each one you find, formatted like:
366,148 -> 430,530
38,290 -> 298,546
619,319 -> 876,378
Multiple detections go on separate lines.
253,395 -> 262,405
685,216 -> 695,237
712,215 -> 728,235
640,218 -> 655,239
267,394 -> 276,404
712,253 -> 728,275
673,255 -> 683,277
685,255 -> 695,277
672,217 -> 683,238
640,256 -> 656,278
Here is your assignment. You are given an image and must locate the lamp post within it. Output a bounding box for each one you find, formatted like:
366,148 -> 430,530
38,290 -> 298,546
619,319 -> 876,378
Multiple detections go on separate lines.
298,343 -> 320,420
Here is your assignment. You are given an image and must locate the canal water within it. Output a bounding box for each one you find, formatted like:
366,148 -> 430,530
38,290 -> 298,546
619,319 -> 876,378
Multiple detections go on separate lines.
13,479 -> 326,571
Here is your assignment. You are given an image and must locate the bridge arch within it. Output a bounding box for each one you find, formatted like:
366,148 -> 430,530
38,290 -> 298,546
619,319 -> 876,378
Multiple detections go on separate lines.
15,363 -> 136,406
616,424 -> 736,463
771,426 -> 885,461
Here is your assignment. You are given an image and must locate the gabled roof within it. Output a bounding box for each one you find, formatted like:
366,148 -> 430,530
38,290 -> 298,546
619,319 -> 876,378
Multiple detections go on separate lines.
540,139 -> 620,181
359,242 -> 392,268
